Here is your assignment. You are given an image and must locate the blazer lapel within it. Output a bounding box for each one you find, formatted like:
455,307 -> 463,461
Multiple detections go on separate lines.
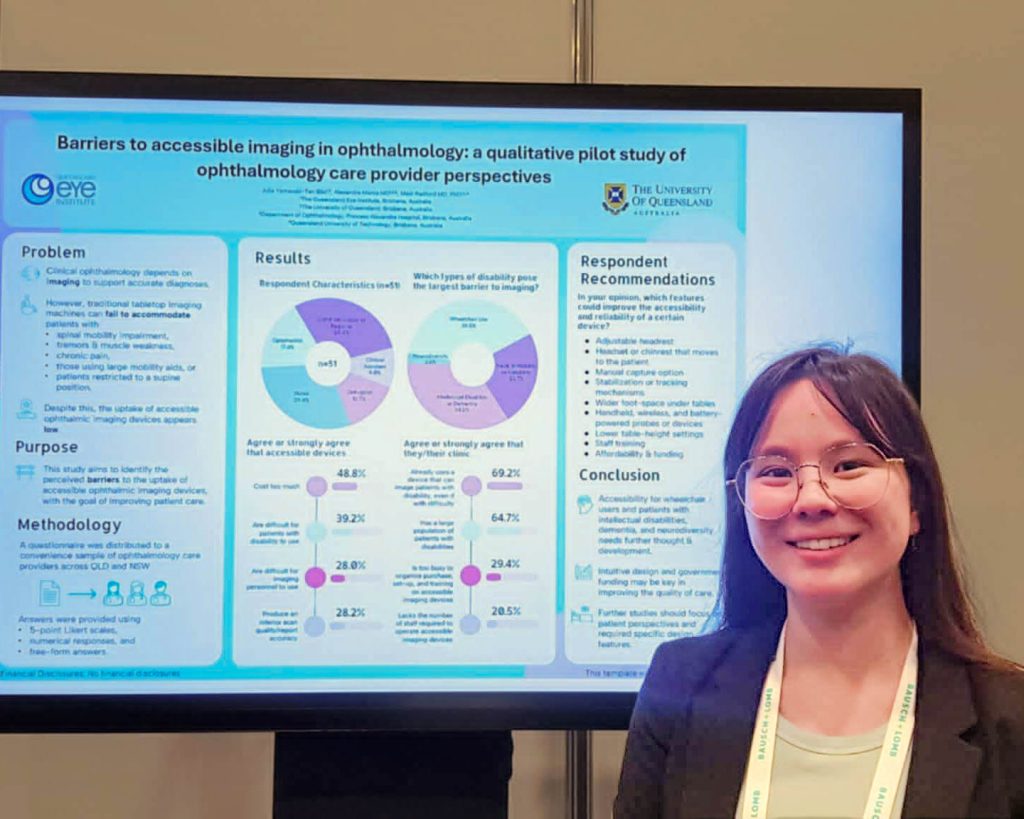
675,624 -> 779,819
902,643 -> 984,818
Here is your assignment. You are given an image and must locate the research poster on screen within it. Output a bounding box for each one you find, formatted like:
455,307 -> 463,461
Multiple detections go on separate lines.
0,97 -> 752,690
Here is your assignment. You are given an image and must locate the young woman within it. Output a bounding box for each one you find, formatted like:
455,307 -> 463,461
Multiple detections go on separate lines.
614,347 -> 1024,819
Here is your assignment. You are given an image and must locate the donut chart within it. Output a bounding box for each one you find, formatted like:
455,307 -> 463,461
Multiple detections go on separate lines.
262,298 -> 393,429
408,300 -> 538,429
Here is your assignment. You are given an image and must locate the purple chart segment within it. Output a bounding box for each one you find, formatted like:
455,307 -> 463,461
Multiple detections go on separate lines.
338,374 -> 390,424
487,334 -> 538,419
406,363 -> 510,428
297,297 -> 391,356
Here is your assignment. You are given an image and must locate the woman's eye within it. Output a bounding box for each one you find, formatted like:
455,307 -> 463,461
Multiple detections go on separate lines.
834,460 -> 868,473
757,466 -> 793,480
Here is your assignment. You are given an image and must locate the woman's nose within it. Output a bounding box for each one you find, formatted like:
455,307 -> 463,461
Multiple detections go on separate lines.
791,465 -> 839,517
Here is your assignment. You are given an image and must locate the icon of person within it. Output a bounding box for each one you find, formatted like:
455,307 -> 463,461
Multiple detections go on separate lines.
150,580 -> 172,607
127,580 -> 147,606
20,295 -> 38,316
103,580 -> 124,607
17,399 -> 37,420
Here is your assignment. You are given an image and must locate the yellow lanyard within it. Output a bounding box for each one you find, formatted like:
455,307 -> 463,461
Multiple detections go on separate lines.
738,622 -> 918,819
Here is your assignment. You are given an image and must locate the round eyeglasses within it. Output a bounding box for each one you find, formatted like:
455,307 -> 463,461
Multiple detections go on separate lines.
726,441 -> 904,520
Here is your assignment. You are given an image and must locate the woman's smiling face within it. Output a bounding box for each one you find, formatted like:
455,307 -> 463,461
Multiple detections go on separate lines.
744,378 -> 919,609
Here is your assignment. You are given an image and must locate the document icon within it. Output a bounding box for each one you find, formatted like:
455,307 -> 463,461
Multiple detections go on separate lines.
39,580 -> 61,607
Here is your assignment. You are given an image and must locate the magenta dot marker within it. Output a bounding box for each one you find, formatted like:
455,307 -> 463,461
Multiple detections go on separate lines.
460,564 -> 482,586
305,566 -> 327,588
306,476 -> 328,497
461,476 -> 482,497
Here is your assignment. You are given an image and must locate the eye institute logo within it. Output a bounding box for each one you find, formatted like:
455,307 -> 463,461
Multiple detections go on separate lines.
22,173 -> 54,205
603,183 -> 629,215
20,172 -> 97,206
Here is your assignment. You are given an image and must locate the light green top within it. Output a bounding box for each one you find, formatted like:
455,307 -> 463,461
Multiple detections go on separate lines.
735,715 -> 911,819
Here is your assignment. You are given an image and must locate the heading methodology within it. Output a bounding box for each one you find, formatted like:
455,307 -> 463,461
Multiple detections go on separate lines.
18,517 -> 122,536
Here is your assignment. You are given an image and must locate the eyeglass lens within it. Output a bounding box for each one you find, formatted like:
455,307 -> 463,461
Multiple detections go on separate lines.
734,442 -> 892,519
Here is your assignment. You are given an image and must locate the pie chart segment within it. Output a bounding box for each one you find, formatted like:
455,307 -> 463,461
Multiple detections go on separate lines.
262,298 -> 393,429
408,300 -> 538,429
350,348 -> 395,385
339,374 -> 391,424
406,362 -> 511,428
296,298 -> 391,357
488,333 -> 539,419
410,301 -> 529,357
262,365 -> 351,429
262,309 -> 317,370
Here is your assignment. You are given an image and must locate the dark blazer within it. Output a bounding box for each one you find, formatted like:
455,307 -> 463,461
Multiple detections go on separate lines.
614,623 -> 1024,818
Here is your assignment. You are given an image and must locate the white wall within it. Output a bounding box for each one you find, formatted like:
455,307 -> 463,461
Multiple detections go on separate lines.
0,0 -> 573,82
593,0 -> 1024,663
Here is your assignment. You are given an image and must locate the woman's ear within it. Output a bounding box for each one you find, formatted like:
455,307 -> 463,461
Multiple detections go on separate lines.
910,508 -> 920,536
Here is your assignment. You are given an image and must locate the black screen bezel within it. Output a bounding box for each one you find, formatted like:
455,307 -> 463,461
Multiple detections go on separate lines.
0,71 -> 921,732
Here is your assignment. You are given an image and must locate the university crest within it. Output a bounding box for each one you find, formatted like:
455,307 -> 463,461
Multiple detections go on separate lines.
602,183 -> 629,214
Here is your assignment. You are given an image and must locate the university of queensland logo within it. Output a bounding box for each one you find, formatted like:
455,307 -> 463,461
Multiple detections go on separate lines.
22,173 -> 55,205
602,183 -> 629,215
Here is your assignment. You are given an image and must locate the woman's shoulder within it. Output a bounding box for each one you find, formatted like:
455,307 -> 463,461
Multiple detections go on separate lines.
966,658 -> 1024,726
632,629 -> 741,719
642,623 -> 776,694
961,659 -> 1024,791
649,627 -> 738,667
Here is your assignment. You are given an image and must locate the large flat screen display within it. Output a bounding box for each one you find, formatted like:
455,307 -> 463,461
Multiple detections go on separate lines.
0,74 -> 919,729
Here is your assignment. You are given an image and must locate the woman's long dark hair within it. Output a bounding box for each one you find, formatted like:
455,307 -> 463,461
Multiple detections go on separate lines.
714,345 -> 1009,667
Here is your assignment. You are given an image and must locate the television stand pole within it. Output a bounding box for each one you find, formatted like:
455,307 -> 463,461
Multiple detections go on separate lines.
566,729 -> 592,819
568,1 -> 595,815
